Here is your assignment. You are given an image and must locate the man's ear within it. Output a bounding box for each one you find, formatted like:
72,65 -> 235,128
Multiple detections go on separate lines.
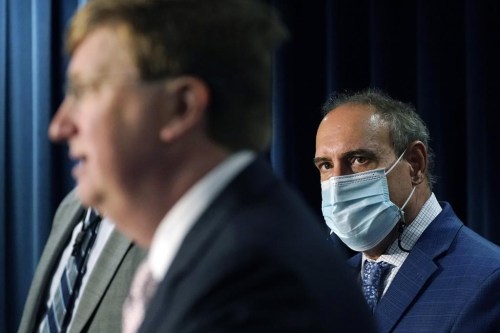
406,141 -> 427,185
160,76 -> 210,142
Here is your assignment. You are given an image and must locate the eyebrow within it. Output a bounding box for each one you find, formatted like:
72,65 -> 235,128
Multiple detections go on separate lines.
313,149 -> 378,166
343,149 -> 377,161
313,157 -> 330,166
67,71 -> 104,84
67,62 -> 115,82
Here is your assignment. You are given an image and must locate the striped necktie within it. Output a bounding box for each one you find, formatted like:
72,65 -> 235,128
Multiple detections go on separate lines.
39,208 -> 102,333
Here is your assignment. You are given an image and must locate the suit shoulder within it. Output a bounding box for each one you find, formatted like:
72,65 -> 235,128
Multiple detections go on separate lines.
456,226 -> 500,258
57,188 -> 80,210
441,226 -> 500,278
52,188 -> 83,228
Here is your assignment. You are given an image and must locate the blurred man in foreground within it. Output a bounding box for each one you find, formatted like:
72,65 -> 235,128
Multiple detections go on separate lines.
48,0 -> 374,332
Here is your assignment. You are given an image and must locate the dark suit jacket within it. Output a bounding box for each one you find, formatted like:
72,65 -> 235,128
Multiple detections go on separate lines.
139,158 -> 375,332
348,202 -> 500,333
18,189 -> 146,333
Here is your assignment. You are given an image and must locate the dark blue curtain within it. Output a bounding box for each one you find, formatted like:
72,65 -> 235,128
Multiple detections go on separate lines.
1,0 -> 499,332
0,1 -> 79,332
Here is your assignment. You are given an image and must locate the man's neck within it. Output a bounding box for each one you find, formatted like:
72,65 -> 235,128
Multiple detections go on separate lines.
363,227 -> 399,260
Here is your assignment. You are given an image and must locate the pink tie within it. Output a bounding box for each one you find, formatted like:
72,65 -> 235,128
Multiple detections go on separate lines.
122,261 -> 159,333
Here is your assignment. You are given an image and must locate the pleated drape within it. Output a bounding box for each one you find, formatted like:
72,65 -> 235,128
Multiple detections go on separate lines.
0,1 -> 79,331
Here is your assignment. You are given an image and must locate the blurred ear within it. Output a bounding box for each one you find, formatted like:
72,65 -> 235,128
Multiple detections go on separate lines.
406,141 -> 427,185
159,76 -> 210,142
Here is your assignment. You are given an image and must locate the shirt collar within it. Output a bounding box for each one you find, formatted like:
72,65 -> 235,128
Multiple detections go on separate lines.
363,192 -> 442,266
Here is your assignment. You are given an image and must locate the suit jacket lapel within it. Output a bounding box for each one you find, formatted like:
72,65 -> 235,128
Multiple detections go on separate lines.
374,246 -> 437,332
141,158 -> 275,332
374,203 -> 462,332
69,230 -> 134,333
19,203 -> 84,333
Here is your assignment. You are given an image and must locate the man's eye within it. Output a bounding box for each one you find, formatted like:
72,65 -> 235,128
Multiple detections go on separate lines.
318,162 -> 332,170
67,85 -> 82,99
352,156 -> 368,165
65,80 -> 100,101
65,82 -> 88,100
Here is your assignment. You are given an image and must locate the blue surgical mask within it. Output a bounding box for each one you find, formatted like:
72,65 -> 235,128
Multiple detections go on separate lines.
321,151 -> 415,252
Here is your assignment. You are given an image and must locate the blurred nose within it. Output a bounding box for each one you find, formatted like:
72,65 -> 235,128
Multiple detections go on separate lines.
48,98 -> 77,142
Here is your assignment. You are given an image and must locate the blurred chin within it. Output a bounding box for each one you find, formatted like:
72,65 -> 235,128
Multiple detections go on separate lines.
76,183 -> 100,208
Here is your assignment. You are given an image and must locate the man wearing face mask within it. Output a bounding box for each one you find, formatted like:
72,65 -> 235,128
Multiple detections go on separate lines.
314,89 -> 500,333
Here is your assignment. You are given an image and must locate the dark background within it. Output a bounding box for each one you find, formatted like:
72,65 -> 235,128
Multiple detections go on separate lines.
1,1 -> 499,331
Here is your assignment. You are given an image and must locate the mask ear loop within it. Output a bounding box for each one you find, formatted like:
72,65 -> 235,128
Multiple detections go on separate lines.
397,186 -> 416,252
384,149 -> 413,252
384,149 -> 407,176
397,223 -> 410,252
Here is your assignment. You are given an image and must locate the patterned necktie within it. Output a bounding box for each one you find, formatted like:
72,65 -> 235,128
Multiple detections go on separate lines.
122,260 -> 159,333
39,208 -> 102,333
361,260 -> 392,313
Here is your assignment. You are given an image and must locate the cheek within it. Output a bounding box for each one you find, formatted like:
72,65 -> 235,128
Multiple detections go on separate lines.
108,114 -> 161,177
387,168 -> 413,206
78,100 -> 124,173
119,100 -> 165,158
81,92 -> 163,183
87,127 -> 121,186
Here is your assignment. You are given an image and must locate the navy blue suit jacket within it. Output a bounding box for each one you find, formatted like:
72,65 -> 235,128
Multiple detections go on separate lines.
139,157 -> 375,332
348,202 -> 500,333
